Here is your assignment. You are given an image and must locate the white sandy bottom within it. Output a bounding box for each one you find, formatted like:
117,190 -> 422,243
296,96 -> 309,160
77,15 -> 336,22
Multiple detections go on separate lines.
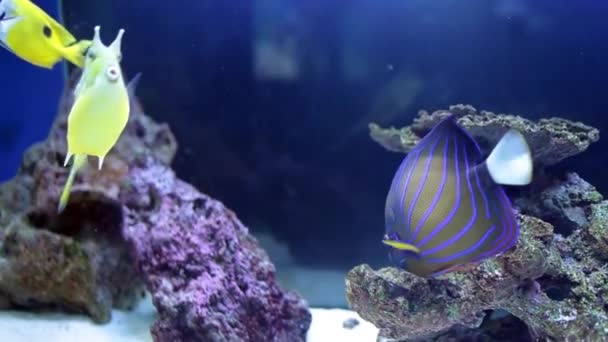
0,297 -> 378,342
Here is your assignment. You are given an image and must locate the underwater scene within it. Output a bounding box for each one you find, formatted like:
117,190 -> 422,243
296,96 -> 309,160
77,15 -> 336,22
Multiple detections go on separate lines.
0,0 -> 608,341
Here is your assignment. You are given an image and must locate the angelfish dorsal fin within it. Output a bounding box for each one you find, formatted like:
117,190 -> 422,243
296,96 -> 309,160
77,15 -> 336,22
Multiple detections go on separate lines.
419,115 -> 483,163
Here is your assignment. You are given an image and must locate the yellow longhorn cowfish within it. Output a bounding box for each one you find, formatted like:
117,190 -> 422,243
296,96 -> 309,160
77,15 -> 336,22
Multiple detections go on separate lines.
0,0 -> 91,68
58,26 -> 138,212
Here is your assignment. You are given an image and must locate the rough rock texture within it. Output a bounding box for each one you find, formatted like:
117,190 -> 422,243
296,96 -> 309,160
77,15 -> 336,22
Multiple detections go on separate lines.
347,212 -> 608,341
369,104 -> 599,165
349,106 -> 608,341
0,70 -> 171,323
121,158 -> 312,342
515,172 -> 603,237
1,69 -> 312,339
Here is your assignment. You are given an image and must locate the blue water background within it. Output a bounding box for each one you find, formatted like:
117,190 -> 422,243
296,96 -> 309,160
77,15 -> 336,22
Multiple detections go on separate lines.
8,0 -> 608,270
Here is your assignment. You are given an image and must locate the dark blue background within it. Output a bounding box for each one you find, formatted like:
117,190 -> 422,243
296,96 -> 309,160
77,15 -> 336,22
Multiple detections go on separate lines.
0,0 -> 64,182
12,0 -> 608,270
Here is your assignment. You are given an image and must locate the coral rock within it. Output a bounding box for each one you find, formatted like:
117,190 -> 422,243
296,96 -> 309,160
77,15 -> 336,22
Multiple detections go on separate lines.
122,157 -> 312,342
515,172 -> 603,237
1,68 -> 311,340
351,107 -> 608,340
346,189 -> 608,340
369,104 -> 599,165
0,70 -> 163,323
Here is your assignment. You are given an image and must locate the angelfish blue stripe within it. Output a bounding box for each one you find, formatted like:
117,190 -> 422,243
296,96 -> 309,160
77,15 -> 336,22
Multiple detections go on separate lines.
390,149 -> 413,193
410,135 -> 450,242
473,166 -> 490,219
398,148 -> 423,221
420,144 -> 479,257
415,137 -> 462,247
426,225 -> 496,263
476,187 -> 515,260
406,134 -> 444,229
498,186 -> 519,251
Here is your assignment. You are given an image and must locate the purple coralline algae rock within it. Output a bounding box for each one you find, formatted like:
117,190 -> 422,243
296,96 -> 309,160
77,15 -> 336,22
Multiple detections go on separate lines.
0,67 -> 311,342
121,157 -> 312,342
0,70 -> 160,323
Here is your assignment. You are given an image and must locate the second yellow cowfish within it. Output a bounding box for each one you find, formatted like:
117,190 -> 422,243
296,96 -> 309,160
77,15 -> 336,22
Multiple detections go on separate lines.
0,0 -> 91,68
58,26 -> 132,212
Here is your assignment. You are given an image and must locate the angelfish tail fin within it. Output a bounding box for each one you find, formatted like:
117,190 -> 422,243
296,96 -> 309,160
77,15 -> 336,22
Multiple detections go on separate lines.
485,128 -> 533,186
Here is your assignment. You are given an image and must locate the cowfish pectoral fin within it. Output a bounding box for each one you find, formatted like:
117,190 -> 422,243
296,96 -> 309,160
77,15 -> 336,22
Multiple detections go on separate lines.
58,154 -> 87,213
127,73 -> 142,96
126,72 -> 142,115
381,240 -> 421,254
485,128 -> 533,186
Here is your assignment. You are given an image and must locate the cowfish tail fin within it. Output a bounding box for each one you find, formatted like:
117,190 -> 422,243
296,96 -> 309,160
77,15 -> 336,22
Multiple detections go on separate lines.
58,154 -> 87,213
486,129 -> 533,186
61,40 -> 92,68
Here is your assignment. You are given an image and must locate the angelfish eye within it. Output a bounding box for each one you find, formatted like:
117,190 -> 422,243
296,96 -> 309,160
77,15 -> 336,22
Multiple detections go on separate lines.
106,66 -> 120,82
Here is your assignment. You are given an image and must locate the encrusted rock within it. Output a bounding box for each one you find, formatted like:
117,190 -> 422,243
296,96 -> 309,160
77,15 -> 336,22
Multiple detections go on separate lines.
0,69 -> 175,322
515,172 -> 603,237
122,157 -> 312,342
351,106 -> 608,340
1,68 -> 311,341
369,104 -> 599,165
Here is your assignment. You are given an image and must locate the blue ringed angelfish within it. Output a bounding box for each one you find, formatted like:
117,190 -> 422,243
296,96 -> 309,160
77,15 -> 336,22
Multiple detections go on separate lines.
382,114 -> 533,277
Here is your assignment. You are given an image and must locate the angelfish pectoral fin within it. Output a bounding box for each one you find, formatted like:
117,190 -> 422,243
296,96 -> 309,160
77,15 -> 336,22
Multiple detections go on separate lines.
381,239 -> 421,254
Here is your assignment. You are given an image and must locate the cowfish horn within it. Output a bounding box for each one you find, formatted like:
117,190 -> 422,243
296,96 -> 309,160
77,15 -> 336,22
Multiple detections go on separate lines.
110,28 -> 125,55
91,25 -> 104,50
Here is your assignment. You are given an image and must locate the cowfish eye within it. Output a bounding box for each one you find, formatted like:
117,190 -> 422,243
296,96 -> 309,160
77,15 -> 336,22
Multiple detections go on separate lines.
105,66 -> 120,82
87,49 -> 96,60
116,53 -> 122,62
